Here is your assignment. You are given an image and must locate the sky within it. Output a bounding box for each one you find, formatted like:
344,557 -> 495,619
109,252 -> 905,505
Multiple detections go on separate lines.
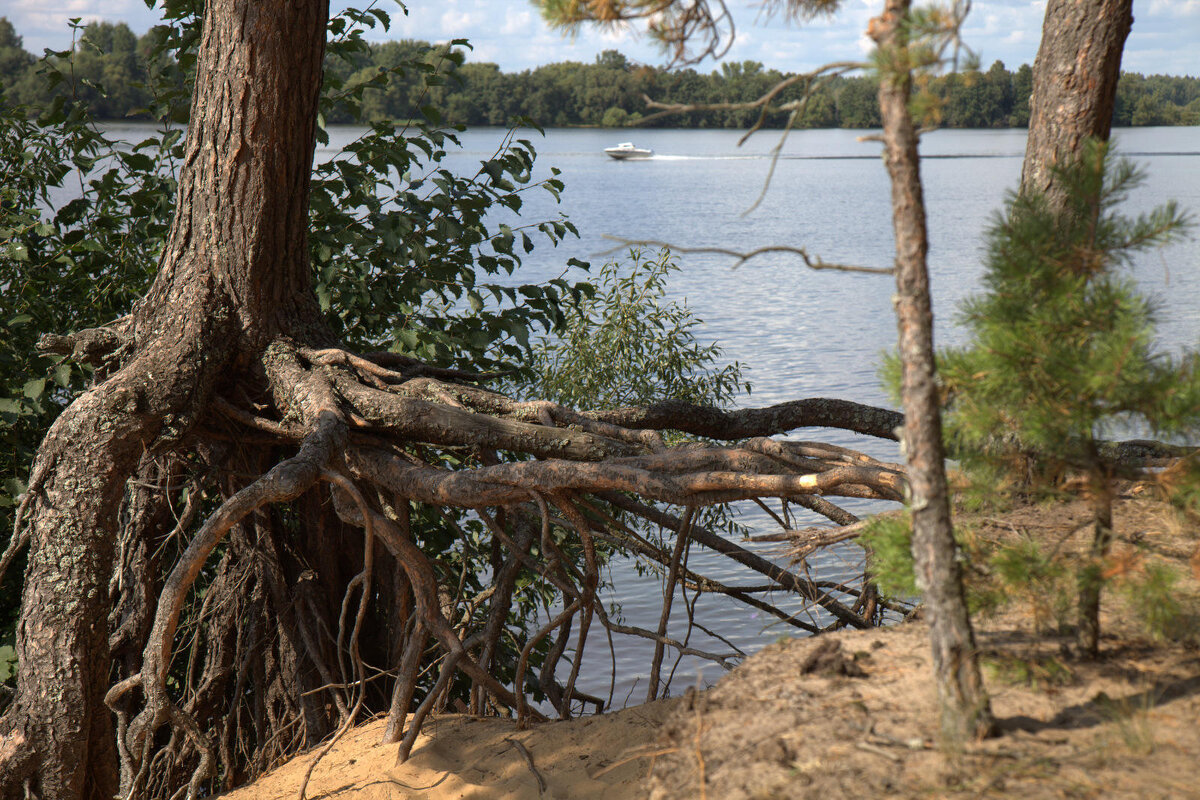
3,0 -> 1198,76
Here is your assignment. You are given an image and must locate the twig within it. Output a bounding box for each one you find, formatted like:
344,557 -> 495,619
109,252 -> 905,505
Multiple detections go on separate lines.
648,506 -> 695,702
297,470 -> 376,800
589,746 -> 680,778
856,741 -> 903,762
213,395 -> 306,440
597,237 -> 892,274
694,692 -> 707,800
633,61 -> 864,127
505,737 -> 547,796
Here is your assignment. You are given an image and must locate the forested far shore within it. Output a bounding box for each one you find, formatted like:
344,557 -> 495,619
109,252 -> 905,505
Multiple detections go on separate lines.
1,17 -> 1197,129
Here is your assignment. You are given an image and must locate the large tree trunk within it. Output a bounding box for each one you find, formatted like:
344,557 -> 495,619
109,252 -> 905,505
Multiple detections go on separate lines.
870,0 -> 992,743
1020,0 -> 1133,209
0,398 -> 147,800
0,2 -> 330,797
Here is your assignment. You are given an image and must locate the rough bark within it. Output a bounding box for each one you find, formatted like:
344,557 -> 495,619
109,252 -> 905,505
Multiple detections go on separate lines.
590,398 -> 903,441
870,0 -> 993,743
1020,0 -> 1133,209
0,396 -> 145,800
0,2 -> 330,797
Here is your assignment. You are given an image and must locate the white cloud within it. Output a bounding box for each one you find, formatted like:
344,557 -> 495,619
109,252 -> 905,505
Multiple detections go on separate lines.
500,9 -> 533,36
1149,0 -> 1200,15
439,9 -> 477,35
598,26 -> 628,45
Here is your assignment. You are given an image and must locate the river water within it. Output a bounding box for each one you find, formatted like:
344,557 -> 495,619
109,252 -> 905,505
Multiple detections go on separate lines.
104,121 -> 1200,706
367,125 -> 1199,707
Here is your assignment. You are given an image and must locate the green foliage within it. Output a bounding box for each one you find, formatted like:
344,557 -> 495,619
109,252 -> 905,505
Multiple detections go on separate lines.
859,513 -> 919,600
0,6 -> 756,703
0,643 -> 14,682
0,15 -> 191,643
940,141 -> 1200,482
528,248 -> 746,409
525,247 -> 749,568
307,119 -> 589,376
934,140 -> 1200,650
3,15 -> 1196,129
983,651 -> 1073,689
1162,456 -> 1200,521
0,4 -> 591,654
859,511 -> 1074,621
989,537 -> 1073,633
313,18 -> 595,379
1116,561 -> 1191,642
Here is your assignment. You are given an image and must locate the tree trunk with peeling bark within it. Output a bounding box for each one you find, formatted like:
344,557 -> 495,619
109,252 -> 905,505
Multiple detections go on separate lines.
1021,0 -> 1133,209
0,2 -> 916,796
870,0 -> 993,743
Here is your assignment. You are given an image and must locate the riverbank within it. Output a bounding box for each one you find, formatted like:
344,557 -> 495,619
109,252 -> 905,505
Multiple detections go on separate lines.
221,494 -> 1200,799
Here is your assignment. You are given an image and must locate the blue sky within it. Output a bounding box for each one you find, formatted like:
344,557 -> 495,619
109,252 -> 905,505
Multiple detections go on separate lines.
4,1 -> 1198,76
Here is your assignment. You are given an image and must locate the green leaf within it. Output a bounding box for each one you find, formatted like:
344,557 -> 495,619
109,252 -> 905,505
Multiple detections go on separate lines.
0,645 -> 16,682
22,379 -> 46,400
53,363 -> 72,388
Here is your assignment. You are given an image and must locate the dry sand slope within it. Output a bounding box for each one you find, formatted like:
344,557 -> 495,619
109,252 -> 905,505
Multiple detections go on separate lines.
224,496 -> 1200,799
219,699 -> 683,800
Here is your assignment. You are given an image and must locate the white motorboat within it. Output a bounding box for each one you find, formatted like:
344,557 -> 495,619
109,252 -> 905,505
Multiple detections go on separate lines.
604,142 -> 654,160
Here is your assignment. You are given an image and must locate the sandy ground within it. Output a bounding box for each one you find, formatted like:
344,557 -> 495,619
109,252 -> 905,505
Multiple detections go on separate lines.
219,700 -> 683,800
223,496 -> 1200,799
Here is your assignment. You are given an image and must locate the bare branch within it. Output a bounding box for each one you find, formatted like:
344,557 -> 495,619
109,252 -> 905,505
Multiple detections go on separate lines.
598,236 -> 893,274
335,375 -> 645,461
587,397 -> 904,441
601,493 -> 871,629
633,61 -> 863,127
116,403 -> 347,794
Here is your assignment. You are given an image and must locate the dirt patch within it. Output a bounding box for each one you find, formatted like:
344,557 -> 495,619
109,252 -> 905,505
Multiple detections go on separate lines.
645,620 -> 1200,799
225,496 -> 1200,799
645,494 -> 1200,799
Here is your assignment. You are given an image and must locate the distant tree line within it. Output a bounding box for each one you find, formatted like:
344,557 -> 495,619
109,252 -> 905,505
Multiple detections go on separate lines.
1,17 -> 1198,129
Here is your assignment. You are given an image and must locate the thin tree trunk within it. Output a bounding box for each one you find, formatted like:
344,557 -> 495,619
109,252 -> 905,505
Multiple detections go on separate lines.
1020,0 -> 1133,210
870,0 -> 993,743
1077,461 -> 1115,657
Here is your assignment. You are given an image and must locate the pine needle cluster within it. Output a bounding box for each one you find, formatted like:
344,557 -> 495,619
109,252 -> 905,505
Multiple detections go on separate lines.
939,139 -> 1200,654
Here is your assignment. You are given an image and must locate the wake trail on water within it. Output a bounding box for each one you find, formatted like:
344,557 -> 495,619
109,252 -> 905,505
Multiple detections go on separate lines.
639,152 -> 1060,161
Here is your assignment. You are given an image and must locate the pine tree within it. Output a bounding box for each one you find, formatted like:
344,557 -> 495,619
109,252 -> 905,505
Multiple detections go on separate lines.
941,139 -> 1200,657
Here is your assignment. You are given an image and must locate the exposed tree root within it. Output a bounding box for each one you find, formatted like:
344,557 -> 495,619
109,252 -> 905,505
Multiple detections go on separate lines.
12,327 -> 1188,800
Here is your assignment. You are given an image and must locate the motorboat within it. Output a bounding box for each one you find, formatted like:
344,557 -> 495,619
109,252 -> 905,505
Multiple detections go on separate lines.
604,142 -> 654,160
